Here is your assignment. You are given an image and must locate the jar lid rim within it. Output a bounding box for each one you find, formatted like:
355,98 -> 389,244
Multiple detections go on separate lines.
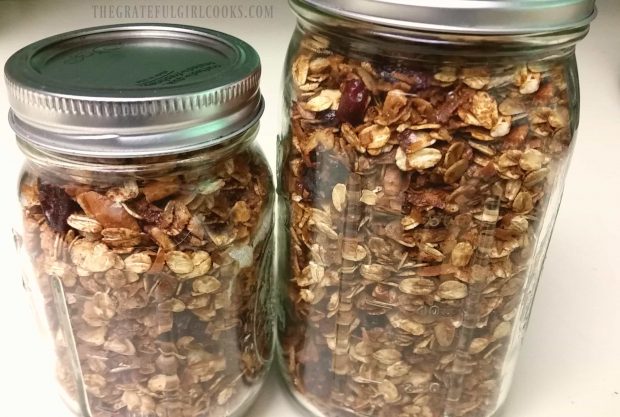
291,0 -> 596,35
4,24 -> 263,157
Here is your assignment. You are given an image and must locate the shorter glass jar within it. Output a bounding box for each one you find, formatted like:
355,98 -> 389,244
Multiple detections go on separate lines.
7,24 -> 273,417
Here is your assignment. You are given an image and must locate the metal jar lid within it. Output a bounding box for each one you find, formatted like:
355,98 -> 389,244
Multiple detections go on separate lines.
4,24 -> 264,158
291,0 -> 597,35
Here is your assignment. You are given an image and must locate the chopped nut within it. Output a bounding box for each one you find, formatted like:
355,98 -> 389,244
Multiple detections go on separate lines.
231,201 -> 251,223
77,191 -> 140,231
143,181 -> 180,203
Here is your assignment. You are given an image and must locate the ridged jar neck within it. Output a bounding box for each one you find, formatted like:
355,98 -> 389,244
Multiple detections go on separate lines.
18,122 -> 260,183
291,1 -> 589,59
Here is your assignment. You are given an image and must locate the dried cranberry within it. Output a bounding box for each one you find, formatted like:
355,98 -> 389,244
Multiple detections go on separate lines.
401,201 -> 413,216
336,79 -> 369,125
301,166 -> 319,198
316,109 -> 339,127
37,181 -> 79,232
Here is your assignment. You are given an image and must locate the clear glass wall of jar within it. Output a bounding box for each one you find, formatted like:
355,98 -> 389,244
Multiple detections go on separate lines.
6,24 -> 274,417
276,2 -> 595,417
17,133 -> 274,417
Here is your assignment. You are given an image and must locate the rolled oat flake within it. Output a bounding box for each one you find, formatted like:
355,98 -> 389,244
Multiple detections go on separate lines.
5,24 -> 263,157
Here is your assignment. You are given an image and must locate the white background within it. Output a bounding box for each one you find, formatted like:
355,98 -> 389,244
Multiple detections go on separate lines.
0,0 -> 618,416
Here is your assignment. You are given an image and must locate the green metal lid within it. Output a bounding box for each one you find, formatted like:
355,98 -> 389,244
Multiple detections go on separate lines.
292,0 -> 596,35
4,24 -> 263,157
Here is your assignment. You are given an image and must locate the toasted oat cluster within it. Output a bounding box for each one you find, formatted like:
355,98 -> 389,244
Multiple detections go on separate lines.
19,151 -> 272,417
281,34 -> 573,417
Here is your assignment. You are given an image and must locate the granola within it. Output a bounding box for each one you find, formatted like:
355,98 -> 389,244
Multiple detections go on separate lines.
280,33 -> 575,417
18,149 -> 273,417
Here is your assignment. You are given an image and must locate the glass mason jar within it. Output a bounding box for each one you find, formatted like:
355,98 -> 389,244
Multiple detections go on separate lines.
6,25 -> 273,417
277,2 -> 595,417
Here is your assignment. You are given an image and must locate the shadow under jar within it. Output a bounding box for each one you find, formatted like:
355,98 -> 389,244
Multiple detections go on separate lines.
276,1 -> 595,417
6,24 -> 273,417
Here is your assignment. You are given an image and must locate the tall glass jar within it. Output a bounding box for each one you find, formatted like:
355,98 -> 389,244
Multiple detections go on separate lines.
276,2 -> 595,417
6,24 -> 273,417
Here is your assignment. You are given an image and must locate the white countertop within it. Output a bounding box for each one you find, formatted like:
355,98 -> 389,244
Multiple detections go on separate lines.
0,1 -> 618,416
